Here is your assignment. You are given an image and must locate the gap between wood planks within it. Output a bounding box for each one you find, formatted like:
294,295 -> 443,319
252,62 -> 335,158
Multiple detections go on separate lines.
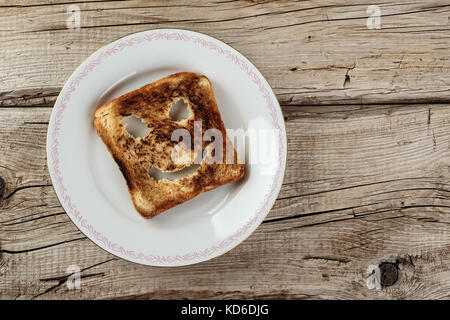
2,95 -> 450,109
10,3 -> 450,33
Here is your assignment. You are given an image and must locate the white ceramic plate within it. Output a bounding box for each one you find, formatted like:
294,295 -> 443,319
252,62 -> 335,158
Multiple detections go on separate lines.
47,29 -> 286,266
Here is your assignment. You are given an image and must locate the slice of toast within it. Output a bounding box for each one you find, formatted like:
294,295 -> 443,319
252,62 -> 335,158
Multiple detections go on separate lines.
94,72 -> 244,218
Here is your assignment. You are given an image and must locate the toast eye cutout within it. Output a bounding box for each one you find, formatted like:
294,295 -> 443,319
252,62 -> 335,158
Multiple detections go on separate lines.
121,115 -> 150,138
149,164 -> 200,181
169,99 -> 191,121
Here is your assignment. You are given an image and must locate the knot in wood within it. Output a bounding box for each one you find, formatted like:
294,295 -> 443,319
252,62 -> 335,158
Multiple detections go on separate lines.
0,176 -> 5,200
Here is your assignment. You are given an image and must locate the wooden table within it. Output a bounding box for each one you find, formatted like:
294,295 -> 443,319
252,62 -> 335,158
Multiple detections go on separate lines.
1,0 -> 449,300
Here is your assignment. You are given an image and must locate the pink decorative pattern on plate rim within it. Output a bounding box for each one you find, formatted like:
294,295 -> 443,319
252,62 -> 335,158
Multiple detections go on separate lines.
48,30 -> 285,265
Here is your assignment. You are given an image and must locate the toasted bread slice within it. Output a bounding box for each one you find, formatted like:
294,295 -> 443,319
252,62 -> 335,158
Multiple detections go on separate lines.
94,72 -> 244,218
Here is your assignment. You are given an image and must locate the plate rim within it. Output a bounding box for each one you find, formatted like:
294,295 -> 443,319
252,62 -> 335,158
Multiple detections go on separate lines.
46,28 -> 287,267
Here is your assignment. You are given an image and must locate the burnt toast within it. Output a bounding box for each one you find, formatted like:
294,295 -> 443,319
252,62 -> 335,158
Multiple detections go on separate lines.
94,72 -> 244,218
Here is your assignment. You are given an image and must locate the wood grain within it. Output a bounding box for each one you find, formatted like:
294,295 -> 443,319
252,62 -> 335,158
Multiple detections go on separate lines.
0,104 -> 449,299
0,0 -> 450,106
1,0 -> 450,300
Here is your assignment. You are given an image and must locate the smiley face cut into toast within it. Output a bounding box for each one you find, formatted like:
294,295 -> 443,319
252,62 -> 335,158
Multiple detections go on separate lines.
94,72 -> 244,218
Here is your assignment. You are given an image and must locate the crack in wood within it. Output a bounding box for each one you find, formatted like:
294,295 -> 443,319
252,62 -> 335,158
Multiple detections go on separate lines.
1,212 -> 66,226
0,89 -> 59,108
23,121 -> 50,125
263,203 -> 375,224
261,6 -> 449,31
273,215 -> 364,232
0,237 -> 86,255
277,177 -> 448,201
111,289 -> 319,300
0,206 -> 64,224
0,0 -> 130,9
343,62 -> 356,88
2,184 -> 53,201
31,258 -> 116,299
303,255 -> 351,264
270,204 -> 450,232
31,272 -> 106,299
24,19 -> 200,33
280,100 -> 450,107
368,187 -> 450,198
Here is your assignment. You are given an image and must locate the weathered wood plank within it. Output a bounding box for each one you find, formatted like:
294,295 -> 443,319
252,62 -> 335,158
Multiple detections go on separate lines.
1,0 -> 449,106
0,103 -> 449,299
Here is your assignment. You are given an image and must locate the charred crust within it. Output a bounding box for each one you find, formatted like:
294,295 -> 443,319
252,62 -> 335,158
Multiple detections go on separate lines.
206,166 -> 215,176
112,155 -> 133,190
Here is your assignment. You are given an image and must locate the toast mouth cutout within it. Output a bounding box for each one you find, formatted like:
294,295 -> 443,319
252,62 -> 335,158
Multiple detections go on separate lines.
148,164 -> 201,181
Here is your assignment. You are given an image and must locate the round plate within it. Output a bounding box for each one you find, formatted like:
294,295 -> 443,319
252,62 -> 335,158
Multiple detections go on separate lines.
47,29 -> 287,266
